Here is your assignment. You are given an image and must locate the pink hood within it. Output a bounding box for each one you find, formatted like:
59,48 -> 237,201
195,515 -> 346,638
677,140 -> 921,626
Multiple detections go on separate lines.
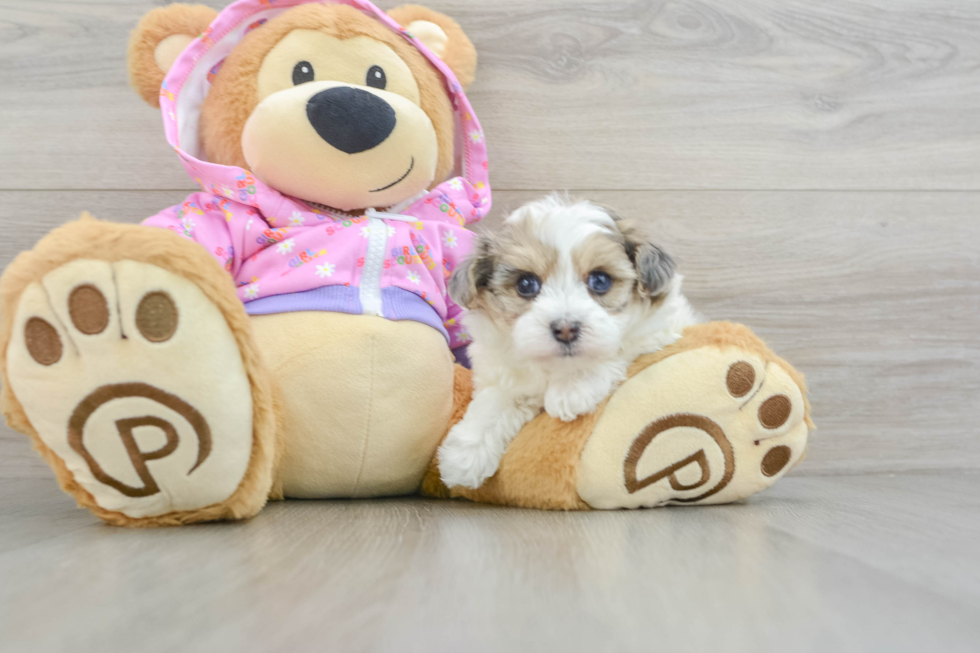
143,0 -> 490,350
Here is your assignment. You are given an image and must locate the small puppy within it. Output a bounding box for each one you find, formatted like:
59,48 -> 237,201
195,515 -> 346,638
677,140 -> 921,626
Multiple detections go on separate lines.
438,194 -> 699,489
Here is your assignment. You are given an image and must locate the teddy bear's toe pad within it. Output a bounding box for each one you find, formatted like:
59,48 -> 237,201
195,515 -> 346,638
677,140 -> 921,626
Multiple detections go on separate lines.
577,347 -> 808,509
7,260 -> 254,519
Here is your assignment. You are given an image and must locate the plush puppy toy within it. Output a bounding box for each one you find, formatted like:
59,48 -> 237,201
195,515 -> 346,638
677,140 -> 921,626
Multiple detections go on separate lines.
0,0 -> 811,525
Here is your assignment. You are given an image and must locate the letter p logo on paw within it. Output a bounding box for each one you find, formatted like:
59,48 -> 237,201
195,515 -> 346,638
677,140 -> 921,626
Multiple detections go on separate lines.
67,383 -> 211,499
577,347 -> 809,510
622,413 -> 735,505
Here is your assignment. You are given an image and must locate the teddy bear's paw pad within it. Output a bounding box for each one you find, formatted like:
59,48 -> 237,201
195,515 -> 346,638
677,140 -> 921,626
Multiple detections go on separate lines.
576,347 -> 808,510
7,260 -> 254,519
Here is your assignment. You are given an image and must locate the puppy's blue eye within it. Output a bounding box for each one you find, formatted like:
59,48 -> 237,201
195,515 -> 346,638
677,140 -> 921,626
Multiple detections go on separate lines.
587,270 -> 613,294
516,273 -> 541,298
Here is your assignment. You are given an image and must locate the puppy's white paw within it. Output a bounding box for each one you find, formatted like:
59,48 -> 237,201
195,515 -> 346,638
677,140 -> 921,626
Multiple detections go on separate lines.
438,422 -> 502,489
544,382 -> 608,422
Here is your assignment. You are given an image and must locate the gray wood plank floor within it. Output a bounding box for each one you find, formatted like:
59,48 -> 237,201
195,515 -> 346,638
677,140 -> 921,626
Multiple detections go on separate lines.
2,473 -> 979,653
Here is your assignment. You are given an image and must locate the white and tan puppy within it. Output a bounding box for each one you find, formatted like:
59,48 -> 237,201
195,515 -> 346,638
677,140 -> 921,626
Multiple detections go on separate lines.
438,195 -> 699,489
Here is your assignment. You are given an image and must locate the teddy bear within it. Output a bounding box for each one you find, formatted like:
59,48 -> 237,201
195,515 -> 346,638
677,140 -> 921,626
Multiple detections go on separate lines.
0,0 -> 811,526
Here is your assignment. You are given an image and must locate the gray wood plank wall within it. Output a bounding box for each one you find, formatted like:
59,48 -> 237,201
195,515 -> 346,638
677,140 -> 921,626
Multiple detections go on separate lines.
0,1 -> 977,480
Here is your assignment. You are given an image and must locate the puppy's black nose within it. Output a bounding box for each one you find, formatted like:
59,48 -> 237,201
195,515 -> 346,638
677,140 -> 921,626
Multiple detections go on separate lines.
306,87 -> 396,154
551,320 -> 581,344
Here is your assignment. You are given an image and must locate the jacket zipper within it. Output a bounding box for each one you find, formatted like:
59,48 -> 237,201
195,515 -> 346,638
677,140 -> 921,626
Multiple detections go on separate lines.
360,208 -> 421,317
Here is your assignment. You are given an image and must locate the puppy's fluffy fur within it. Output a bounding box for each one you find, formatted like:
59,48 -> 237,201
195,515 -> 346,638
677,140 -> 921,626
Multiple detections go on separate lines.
438,195 -> 699,489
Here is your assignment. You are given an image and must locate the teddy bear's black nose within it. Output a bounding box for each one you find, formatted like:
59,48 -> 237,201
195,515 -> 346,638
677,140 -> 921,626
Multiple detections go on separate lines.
306,86 -> 396,154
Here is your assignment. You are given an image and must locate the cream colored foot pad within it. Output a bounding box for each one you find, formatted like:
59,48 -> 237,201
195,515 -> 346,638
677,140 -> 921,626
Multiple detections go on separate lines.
7,260 -> 253,518
578,347 -> 808,509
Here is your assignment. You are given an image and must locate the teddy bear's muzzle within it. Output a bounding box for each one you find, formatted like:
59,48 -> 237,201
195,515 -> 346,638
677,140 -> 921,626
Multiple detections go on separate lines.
306,86 -> 397,154
241,80 -> 439,211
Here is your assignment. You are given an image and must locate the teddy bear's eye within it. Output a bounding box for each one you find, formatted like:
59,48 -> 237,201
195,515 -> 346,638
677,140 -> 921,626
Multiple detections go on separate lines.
292,61 -> 315,86
366,65 -> 387,90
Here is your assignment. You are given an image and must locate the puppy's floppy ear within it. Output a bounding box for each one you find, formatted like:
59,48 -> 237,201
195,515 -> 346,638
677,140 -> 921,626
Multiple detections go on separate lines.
128,4 -> 218,107
617,219 -> 676,298
387,5 -> 478,89
449,236 -> 494,309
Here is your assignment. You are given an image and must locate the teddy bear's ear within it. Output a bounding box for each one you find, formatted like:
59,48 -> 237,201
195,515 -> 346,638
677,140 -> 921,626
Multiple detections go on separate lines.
127,4 -> 218,107
387,5 -> 477,89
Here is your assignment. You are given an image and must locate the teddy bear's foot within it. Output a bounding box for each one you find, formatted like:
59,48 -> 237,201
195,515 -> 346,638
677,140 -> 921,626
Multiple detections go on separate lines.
577,345 -> 809,509
1,224 -> 275,525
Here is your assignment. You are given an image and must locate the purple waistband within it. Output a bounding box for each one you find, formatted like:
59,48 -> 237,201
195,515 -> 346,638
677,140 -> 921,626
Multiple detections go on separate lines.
243,285 -> 449,342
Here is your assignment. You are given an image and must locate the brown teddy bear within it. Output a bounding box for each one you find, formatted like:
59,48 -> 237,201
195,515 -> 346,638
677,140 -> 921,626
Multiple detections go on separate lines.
0,0 -> 811,526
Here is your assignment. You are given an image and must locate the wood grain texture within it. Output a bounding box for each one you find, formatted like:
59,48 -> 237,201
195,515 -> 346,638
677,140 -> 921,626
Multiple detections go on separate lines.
0,189 -> 976,478
2,2 -> 977,645
2,0 -> 980,190
1,473 -> 979,652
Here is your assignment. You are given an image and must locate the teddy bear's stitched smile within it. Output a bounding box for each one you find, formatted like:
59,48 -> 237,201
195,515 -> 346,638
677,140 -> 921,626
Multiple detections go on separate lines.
370,156 -> 415,193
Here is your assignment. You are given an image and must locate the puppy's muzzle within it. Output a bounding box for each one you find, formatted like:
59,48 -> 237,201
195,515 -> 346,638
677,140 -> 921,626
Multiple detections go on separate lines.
551,320 -> 581,344
306,86 -> 396,154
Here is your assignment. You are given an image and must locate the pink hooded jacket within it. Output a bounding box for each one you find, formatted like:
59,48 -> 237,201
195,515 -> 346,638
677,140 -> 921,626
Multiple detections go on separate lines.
143,0 -> 490,355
